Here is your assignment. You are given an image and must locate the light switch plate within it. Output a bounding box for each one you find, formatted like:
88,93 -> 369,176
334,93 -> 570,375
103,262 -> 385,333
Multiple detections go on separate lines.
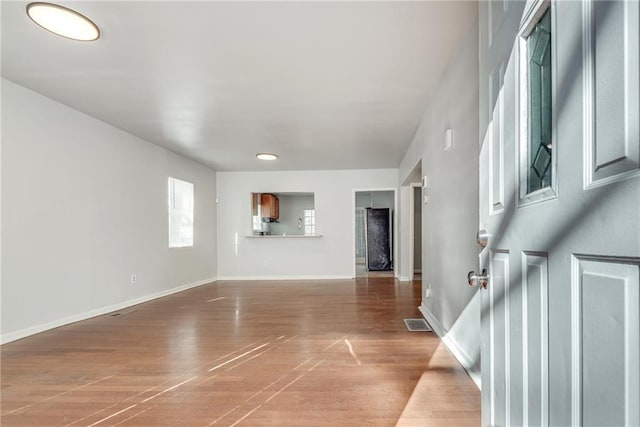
444,128 -> 453,151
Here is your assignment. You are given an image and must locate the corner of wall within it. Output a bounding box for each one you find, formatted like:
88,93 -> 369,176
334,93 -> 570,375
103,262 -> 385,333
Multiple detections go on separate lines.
412,17 -> 482,391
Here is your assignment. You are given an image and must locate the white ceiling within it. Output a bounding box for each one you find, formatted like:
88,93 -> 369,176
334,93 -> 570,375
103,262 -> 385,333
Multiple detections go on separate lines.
2,1 -> 477,171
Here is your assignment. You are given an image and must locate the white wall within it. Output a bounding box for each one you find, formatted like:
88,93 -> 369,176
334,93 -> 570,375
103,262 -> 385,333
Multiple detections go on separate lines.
1,79 -> 218,343
398,18 -> 481,386
217,169 -> 398,279
355,191 -> 394,209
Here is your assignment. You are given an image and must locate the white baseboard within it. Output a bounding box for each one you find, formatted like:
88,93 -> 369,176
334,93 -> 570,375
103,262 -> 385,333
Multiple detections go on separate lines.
398,276 -> 411,282
1,277 -> 216,345
419,304 -> 481,390
419,304 -> 445,336
216,275 -> 352,281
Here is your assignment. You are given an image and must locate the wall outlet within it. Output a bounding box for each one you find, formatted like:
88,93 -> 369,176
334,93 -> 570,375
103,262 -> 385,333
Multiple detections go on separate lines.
425,288 -> 431,298
130,274 -> 137,284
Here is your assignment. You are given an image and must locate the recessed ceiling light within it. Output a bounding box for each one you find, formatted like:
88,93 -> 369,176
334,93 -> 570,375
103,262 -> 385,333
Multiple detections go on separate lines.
26,2 -> 100,41
256,153 -> 278,161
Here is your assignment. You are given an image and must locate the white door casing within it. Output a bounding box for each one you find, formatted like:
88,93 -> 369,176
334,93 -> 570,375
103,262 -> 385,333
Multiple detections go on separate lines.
478,0 -> 640,426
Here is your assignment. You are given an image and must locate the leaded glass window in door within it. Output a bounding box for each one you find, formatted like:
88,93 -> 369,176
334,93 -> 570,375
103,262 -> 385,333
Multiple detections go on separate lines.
527,8 -> 552,193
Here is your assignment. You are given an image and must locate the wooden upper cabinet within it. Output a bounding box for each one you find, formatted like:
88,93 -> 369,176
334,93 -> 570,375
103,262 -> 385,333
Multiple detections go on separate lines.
252,193 -> 259,216
260,193 -> 279,220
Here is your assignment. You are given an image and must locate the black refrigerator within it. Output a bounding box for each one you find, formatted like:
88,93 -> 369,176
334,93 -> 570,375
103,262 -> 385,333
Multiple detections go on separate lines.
366,208 -> 392,271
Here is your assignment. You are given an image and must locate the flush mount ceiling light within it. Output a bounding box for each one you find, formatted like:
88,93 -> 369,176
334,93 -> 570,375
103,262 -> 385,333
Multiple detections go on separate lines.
26,2 -> 100,41
256,153 -> 278,161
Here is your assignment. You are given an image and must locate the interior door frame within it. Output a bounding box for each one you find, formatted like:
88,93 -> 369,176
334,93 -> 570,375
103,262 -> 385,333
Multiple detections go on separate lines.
408,182 -> 423,282
351,188 -> 398,279
355,207 -> 367,265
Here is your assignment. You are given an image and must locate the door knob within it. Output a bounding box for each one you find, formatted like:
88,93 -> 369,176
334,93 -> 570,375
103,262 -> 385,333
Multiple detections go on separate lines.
468,269 -> 489,289
477,229 -> 490,248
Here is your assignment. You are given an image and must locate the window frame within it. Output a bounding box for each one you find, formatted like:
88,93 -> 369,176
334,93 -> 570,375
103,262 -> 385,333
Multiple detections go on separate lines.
303,209 -> 316,236
517,0 -> 558,207
168,177 -> 195,248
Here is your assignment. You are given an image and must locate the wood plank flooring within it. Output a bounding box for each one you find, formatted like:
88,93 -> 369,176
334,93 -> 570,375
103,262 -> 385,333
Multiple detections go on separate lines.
1,278 -> 480,426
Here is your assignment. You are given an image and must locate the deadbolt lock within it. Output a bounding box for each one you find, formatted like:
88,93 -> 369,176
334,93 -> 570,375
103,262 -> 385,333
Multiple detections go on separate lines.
467,269 -> 489,289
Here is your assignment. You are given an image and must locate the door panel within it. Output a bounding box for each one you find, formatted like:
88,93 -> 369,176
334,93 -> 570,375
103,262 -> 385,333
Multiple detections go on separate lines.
572,257 -> 640,426
522,252 -> 549,426
490,251 -> 510,426
585,0 -> 640,187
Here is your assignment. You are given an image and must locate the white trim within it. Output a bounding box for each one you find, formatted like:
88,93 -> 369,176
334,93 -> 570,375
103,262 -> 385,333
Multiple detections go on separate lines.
499,251 -> 511,426
541,256 -> 549,427
442,335 -> 481,390
571,255 -> 582,426
489,251 -> 498,426
409,182 -> 422,282
486,250 -> 510,426
489,61 -> 505,215
582,0 -> 594,190
398,276 -> 411,282
419,304 -> 445,337
1,277 -> 216,345
516,0 -> 558,208
522,255 -> 529,427
419,304 -> 481,390
217,275 -> 353,281
522,252 -> 550,427
244,234 -> 323,239
490,259 -> 496,427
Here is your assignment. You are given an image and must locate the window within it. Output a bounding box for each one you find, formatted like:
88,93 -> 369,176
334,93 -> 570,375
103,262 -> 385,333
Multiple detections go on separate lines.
168,177 -> 194,248
518,1 -> 555,204
527,8 -> 552,193
303,209 -> 315,236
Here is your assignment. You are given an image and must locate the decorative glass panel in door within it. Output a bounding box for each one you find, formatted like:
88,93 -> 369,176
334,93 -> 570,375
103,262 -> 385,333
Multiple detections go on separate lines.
527,8 -> 552,193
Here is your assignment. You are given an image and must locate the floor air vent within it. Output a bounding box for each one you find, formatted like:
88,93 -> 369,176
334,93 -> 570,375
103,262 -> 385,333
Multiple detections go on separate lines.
403,318 -> 432,332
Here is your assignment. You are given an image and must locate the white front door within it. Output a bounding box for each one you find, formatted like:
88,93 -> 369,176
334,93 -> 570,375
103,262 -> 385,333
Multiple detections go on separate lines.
477,1 -> 640,425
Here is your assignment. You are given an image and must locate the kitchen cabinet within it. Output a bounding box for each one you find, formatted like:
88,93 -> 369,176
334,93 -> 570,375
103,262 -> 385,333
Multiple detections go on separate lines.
260,193 -> 279,220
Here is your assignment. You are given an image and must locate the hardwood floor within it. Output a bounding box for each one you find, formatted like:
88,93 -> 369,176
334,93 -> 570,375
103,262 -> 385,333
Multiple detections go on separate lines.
1,278 -> 480,426
354,263 -> 395,278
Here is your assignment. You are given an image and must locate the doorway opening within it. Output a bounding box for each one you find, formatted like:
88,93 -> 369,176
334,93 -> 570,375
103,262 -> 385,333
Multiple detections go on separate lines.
403,160 -> 423,283
354,190 -> 395,278
411,185 -> 422,281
